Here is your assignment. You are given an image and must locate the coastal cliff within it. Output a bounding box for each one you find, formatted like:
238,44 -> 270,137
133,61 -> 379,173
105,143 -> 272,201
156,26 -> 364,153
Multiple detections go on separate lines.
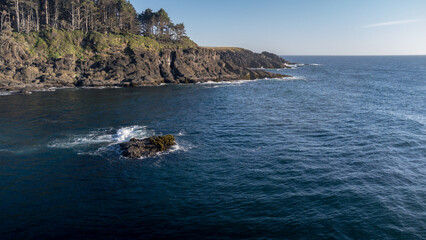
0,30 -> 290,92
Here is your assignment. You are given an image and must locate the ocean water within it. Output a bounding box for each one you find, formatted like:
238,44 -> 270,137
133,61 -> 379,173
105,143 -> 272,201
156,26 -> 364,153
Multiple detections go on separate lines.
0,56 -> 425,239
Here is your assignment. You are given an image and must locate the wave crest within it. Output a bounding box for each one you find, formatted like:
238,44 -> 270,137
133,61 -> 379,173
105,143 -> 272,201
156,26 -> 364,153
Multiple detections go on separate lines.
48,125 -> 152,149
0,92 -> 13,96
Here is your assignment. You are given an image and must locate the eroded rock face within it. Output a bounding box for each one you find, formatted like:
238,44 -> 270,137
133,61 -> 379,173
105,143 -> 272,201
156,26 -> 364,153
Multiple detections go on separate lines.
120,135 -> 176,159
0,47 -> 290,93
217,50 -> 290,69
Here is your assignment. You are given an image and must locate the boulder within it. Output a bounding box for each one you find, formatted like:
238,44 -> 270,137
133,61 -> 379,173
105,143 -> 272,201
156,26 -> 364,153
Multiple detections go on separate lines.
120,135 -> 176,159
22,66 -> 40,82
18,88 -> 32,94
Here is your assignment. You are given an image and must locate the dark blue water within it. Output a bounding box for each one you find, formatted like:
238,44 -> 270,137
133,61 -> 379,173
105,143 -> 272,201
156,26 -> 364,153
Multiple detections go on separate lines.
1,56 -> 425,239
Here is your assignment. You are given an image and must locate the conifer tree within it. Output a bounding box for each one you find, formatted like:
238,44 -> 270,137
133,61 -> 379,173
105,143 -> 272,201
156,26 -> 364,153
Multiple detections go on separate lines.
0,1 -> 187,42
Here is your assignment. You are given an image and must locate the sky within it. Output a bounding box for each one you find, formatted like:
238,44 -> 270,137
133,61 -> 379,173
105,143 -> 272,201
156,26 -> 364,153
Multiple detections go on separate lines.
130,0 -> 426,55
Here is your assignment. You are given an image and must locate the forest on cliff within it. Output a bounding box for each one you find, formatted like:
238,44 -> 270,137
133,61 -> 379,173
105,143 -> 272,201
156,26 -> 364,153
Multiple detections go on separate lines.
0,0 -> 289,93
0,0 -> 187,41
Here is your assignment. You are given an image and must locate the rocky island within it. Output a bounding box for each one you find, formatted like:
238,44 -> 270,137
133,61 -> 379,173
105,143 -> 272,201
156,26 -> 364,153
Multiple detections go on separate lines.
120,135 -> 176,159
0,1 -> 290,93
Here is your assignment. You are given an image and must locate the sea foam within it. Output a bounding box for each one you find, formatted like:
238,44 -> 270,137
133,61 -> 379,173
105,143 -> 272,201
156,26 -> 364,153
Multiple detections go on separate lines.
0,92 -> 13,96
48,125 -> 152,149
387,111 -> 426,127
48,126 -> 190,158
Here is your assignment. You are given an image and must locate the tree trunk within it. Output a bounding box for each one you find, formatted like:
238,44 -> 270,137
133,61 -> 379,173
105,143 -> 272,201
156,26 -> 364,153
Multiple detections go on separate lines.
15,0 -> 20,32
71,2 -> 75,30
45,0 -> 49,26
0,11 -> 4,31
20,9 -> 24,32
85,7 -> 88,33
35,8 -> 39,31
118,9 -> 123,31
26,9 -> 30,33
54,0 -> 58,29
76,2 -> 80,30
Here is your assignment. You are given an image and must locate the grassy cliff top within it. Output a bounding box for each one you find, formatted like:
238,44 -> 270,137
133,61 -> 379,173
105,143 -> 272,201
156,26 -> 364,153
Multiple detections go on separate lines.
8,29 -> 198,61
200,47 -> 246,52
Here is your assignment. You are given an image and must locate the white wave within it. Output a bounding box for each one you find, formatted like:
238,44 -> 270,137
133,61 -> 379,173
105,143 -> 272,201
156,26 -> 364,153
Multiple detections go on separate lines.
177,131 -> 186,136
263,76 -> 305,81
81,86 -> 122,90
197,81 -> 221,85
384,111 -> 426,129
405,114 -> 426,126
114,126 -> 150,142
198,80 -> 257,86
284,63 -> 305,69
48,135 -> 110,148
198,76 -> 305,87
0,90 -> 33,95
388,111 -> 426,127
198,80 -> 251,85
154,141 -> 193,157
287,76 -> 306,80
48,125 -> 152,149
49,126 -> 191,158
38,88 -> 58,92
283,63 -> 321,69
169,142 -> 187,153
47,86 -> 73,91
30,87 -> 75,93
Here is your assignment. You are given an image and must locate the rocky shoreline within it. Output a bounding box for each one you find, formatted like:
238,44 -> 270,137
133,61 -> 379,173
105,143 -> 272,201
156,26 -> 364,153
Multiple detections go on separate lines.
0,34 -> 291,94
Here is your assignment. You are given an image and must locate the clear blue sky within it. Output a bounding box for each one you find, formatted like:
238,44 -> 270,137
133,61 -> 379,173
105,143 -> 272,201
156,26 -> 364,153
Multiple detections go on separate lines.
130,0 -> 426,55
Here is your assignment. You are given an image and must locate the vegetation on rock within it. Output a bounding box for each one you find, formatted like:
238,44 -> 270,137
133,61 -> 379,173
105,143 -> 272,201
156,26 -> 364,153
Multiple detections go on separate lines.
120,135 -> 176,159
0,1 -> 196,62
0,1 -> 291,93
148,135 -> 176,151
0,28 -> 197,62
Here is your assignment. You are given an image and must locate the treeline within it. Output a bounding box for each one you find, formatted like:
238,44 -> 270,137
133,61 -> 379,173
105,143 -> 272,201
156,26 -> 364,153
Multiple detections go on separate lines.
138,8 -> 185,41
0,0 -> 187,41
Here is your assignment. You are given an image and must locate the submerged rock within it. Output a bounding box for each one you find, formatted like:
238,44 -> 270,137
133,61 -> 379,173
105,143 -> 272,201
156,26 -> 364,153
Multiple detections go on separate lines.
120,135 -> 176,159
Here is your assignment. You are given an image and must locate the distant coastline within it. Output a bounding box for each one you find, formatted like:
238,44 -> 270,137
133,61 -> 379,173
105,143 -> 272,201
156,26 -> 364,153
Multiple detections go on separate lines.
0,30 -> 290,94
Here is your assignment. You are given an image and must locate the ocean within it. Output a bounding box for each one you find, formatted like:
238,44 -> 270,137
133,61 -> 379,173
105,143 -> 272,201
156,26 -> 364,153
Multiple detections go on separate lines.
0,56 -> 425,239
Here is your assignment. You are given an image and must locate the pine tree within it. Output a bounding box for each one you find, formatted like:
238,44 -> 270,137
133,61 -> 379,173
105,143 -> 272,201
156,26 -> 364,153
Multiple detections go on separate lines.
0,0 -> 188,42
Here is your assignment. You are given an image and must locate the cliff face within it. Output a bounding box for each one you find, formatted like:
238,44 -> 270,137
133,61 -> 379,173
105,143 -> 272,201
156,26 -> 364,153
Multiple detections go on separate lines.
214,48 -> 290,69
0,31 -> 290,92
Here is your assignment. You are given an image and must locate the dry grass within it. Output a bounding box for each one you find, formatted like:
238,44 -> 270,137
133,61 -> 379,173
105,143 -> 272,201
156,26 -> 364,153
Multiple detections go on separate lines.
200,46 -> 246,52
0,33 -> 29,62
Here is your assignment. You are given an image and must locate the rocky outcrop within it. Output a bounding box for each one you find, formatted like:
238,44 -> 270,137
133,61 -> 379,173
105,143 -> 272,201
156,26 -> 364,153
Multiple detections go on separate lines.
215,49 -> 290,69
0,42 -> 291,92
120,135 -> 176,159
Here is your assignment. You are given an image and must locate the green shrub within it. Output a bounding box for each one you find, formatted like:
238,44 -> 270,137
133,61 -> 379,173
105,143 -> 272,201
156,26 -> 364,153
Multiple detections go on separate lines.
11,31 -> 198,61
149,135 -> 176,151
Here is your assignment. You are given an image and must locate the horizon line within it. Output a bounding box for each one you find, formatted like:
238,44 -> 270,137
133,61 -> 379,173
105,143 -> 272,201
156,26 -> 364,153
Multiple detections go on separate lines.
278,54 -> 426,57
